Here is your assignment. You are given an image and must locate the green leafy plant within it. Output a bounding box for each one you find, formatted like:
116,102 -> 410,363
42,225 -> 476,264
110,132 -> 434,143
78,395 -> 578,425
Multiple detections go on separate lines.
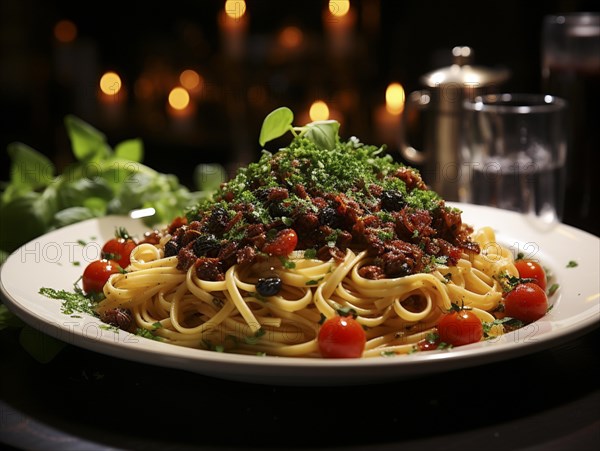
258,106 -> 340,150
0,114 -> 224,255
0,114 -> 226,362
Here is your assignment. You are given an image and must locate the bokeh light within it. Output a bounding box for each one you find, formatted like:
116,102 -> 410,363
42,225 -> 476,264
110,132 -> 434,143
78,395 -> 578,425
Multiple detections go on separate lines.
328,0 -> 350,17
309,100 -> 330,121
279,26 -> 303,49
54,19 -> 77,43
99,72 -> 122,96
385,82 -> 405,115
168,87 -> 190,110
179,69 -> 203,91
224,0 -> 247,19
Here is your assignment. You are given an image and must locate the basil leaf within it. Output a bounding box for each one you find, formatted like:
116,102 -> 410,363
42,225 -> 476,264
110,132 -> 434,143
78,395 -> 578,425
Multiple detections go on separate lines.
0,192 -> 50,252
114,138 -> 144,162
7,142 -> 55,191
304,120 -> 340,150
57,177 -> 114,209
259,107 -> 294,146
53,206 -> 96,228
82,197 -> 108,216
64,114 -> 111,162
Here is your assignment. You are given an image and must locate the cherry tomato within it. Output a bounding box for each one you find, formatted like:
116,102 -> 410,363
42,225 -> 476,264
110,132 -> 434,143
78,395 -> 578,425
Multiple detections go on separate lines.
262,228 -> 298,256
82,259 -> 121,294
437,309 -> 483,347
102,238 -> 137,268
514,259 -> 547,290
504,282 -> 548,323
318,315 -> 366,358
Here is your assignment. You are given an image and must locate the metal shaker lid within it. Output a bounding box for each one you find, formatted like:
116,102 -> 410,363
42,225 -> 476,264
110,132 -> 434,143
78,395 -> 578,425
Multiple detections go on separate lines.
419,46 -> 510,87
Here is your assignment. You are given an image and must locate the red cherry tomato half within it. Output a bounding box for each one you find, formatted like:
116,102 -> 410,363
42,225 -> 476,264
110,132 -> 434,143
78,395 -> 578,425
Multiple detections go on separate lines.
82,259 -> 121,294
504,282 -> 548,323
437,309 -> 483,347
514,259 -> 547,290
262,228 -> 298,256
318,315 -> 366,358
102,238 -> 137,268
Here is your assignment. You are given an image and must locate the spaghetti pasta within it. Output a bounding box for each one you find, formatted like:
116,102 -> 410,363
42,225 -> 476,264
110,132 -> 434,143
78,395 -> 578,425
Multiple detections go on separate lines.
88,112 -> 549,358
95,226 -> 516,357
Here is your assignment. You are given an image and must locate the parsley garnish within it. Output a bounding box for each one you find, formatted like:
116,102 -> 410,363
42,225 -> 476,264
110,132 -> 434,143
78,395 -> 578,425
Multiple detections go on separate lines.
304,248 -> 317,259
244,328 -> 266,345
134,328 -> 163,341
38,287 -> 97,315
279,257 -> 296,269
566,260 -> 578,268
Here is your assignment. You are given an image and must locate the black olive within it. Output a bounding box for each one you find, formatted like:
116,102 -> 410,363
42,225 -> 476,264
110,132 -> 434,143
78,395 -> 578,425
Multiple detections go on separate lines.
380,190 -> 406,211
206,207 -> 229,234
193,234 -> 221,257
256,277 -> 282,297
99,308 -> 134,332
268,202 -> 291,218
319,207 -> 339,227
164,239 -> 180,257
253,187 -> 270,201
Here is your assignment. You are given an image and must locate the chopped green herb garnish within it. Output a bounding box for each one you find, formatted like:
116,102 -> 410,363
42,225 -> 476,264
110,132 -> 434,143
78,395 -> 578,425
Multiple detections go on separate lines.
38,287 -> 97,315
304,248 -> 317,259
548,283 -> 559,296
99,324 -> 119,332
336,306 -> 358,318
279,257 -> 296,269
566,260 -> 578,268
244,328 -> 266,345
482,317 -> 524,337
135,328 -> 163,341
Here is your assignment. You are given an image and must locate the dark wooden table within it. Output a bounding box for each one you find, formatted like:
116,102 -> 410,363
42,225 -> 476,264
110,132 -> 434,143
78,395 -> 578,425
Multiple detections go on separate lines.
1,322 -> 598,450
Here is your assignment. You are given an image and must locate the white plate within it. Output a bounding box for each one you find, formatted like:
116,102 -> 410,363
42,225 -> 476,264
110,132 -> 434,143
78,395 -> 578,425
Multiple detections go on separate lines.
1,204 -> 599,386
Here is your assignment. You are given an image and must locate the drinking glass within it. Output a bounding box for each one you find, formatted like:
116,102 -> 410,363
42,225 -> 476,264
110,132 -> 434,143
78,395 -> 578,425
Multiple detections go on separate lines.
460,93 -> 567,225
542,12 -> 600,235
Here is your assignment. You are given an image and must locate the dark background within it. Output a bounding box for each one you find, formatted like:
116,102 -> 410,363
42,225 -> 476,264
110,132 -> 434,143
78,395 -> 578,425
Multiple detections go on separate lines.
1,0 -> 598,188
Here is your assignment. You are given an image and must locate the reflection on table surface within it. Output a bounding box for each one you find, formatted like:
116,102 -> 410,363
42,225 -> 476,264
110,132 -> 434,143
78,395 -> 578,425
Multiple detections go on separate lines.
1,325 -> 598,450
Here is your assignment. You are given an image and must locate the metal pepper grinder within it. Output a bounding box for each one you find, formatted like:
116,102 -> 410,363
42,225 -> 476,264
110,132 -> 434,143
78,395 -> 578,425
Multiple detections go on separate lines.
400,46 -> 510,201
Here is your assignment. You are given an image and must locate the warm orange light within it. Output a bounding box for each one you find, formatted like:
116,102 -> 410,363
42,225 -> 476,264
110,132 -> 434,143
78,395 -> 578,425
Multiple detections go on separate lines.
179,69 -> 202,91
54,19 -> 77,43
224,0 -> 246,19
385,82 -> 405,115
279,26 -> 303,49
99,72 -> 122,96
329,0 -> 350,17
309,100 -> 330,121
168,87 -> 190,110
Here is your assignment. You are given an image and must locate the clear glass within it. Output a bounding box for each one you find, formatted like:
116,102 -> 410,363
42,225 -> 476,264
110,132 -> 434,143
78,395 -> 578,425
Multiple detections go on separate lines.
541,12 -> 600,235
460,93 -> 567,227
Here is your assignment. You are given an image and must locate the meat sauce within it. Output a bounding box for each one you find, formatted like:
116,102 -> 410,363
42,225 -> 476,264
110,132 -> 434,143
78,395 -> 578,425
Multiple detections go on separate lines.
163,137 -> 480,281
